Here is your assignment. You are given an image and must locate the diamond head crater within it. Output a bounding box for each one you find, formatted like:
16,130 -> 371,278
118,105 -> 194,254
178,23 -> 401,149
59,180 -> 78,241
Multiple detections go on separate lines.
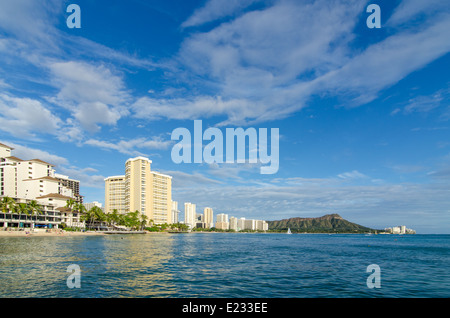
267,214 -> 379,234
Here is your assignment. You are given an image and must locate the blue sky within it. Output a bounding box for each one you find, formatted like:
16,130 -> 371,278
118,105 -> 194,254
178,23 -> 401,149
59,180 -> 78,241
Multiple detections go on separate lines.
0,0 -> 449,233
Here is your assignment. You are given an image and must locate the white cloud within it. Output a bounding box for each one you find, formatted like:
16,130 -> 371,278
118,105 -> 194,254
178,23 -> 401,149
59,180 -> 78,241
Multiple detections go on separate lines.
0,0 -> 62,50
0,1 -> 157,139
389,164 -> 427,174
181,0 -> 262,28
337,170 -> 369,180
0,1 -> 156,68
57,166 -> 106,189
135,0 -> 365,125
63,36 -> 158,71
48,61 -> 130,132
313,14 -> 450,106
1,141 -> 68,166
387,0 -> 448,26
132,95 -> 259,125
402,88 -> 449,114
206,162 -> 261,181
164,170 -> 223,188
0,94 -> 62,138
180,0 -> 361,85
0,79 -> 10,88
141,0 -> 450,126
85,137 -> 173,156
56,119 -> 85,144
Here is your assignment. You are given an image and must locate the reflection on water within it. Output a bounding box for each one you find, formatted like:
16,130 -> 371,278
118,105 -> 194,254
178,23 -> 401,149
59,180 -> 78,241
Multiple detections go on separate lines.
1,233 -> 449,298
0,234 -> 177,297
100,234 -> 177,297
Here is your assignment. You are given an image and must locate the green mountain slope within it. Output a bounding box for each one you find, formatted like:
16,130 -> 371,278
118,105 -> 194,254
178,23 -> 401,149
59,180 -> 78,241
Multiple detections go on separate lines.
267,214 -> 376,233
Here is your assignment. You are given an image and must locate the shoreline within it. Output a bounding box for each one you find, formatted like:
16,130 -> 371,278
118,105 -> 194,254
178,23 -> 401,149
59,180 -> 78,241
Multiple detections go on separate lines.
0,230 -> 105,237
0,229 -> 419,237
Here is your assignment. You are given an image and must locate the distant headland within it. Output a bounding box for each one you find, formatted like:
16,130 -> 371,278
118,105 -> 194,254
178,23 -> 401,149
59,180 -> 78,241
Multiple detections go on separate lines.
267,213 -> 408,234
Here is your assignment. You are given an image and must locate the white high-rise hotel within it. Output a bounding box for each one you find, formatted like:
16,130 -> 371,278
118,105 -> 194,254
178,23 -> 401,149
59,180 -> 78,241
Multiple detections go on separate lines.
104,157 -> 174,225
184,202 -> 196,228
0,142 -> 83,228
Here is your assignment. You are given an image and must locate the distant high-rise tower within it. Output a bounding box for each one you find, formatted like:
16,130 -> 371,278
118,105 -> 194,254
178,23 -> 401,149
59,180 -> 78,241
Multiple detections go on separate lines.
172,200 -> 180,224
184,202 -> 196,228
104,176 -> 126,215
203,207 -> 214,228
215,213 -> 229,230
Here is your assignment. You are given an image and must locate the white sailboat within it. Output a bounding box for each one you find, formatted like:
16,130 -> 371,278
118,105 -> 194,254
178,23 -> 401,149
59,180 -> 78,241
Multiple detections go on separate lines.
287,227 -> 292,234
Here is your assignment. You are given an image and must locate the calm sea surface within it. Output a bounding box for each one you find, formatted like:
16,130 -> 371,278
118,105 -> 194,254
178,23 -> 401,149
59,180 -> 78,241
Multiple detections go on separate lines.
0,233 -> 449,298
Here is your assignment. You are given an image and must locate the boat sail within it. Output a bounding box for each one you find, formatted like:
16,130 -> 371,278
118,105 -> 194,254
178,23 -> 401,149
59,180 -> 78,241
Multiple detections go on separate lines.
287,227 -> 292,234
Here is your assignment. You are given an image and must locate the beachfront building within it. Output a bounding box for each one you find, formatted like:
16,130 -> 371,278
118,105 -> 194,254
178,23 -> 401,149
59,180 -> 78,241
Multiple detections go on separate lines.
184,202 -> 196,228
384,225 -> 416,234
84,201 -> 103,211
104,157 -> 173,225
256,220 -> 269,231
195,213 -> 207,229
204,207 -> 214,229
215,213 -> 229,230
229,216 -> 238,231
241,219 -> 268,231
222,216 -> 268,232
172,200 -> 180,224
0,142 -> 83,229
104,176 -> 126,215
40,193 -> 85,228
237,217 -> 246,231
1,196 -> 67,229
244,219 -> 256,231
55,173 -> 82,203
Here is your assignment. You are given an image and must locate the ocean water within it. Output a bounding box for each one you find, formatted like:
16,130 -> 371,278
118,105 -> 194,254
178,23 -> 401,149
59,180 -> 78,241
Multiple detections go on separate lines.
0,233 -> 449,298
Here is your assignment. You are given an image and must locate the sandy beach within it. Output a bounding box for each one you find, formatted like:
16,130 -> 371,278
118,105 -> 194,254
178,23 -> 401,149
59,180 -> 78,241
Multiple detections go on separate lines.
0,229 -> 105,237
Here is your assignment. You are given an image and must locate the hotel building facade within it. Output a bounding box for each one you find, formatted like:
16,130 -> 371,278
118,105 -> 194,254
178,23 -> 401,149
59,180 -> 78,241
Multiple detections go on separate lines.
104,157 -> 173,225
203,207 -> 214,229
215,213 -> 229,230
214,213 -> 268,231
172,200 -> 180,224
0,143 -> 83,229
184,202 -> 196,228
104,175 -> 126,215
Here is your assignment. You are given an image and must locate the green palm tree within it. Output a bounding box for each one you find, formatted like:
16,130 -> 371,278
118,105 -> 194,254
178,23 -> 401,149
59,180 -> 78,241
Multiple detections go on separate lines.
84,208 -> 94,229
118,213 -> 126,226
80,208 -> 91,225
108,209 -> 120,227
74,202 -> 86,229
28,200 -> 42,220
65,198 -> 76,211
140,213 -> 148,231
86,206 -> 105,230
16,203 -> 29,227
27,200 -> 42,229
95,206 -> 106,226
75,202 -> 87,214
65,199 -> 85,229
1,197 -> 16,227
